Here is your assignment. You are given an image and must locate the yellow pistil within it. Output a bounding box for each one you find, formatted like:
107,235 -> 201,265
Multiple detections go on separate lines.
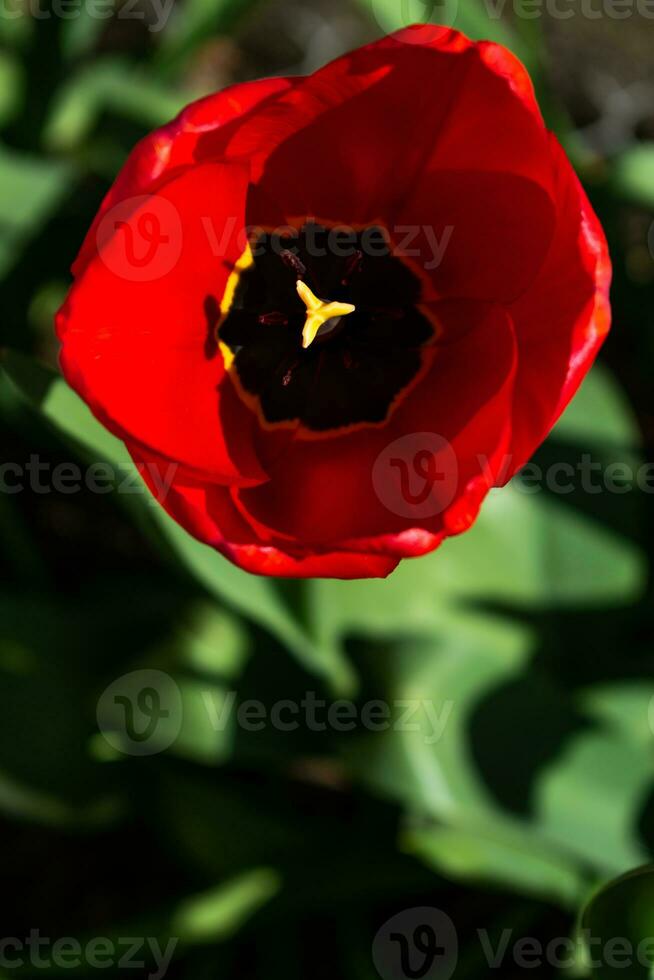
296,280 -> 356,349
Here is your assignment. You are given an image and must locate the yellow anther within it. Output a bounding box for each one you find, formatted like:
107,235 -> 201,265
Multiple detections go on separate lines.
296,280 -> 356,349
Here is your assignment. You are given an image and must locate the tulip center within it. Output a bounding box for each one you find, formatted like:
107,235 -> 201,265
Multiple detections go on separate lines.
214,223 -> 435,433
296,280 -> 356,349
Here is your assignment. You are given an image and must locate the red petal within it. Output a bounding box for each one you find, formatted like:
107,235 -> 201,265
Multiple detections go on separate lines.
57,162 -> 267,485
228,547 -> 399,579
74,77 -> 294,277
235,302 -> 517,548
393,170 -> 555,303
209,29 -> 552,251
58,28 -> 610,579
132,444 -> 397,579
504,134 -> 612,476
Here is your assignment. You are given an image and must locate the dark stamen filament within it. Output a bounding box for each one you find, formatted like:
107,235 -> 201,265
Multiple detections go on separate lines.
259,311 -> 289,326
280,249 -> 307,279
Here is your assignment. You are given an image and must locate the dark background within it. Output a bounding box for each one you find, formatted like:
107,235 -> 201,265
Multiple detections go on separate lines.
0,0 -> 653,977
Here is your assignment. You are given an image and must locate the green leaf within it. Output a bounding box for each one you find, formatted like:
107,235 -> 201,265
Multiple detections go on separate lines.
312,483 -> 644,657
343,599 -> 654,905
0,768 -> 121,829
344,615 -> 590,906
179,602 -> 251,680
153,511 -> 353,691
347,614 -> 531,817
0,596 -> 125,826
553,364 -> 640,448
0,0 -> 32,47
44,59 -> 193,152
579,866 -> 654,978
0,143 -> 72,278
171,870 -> 281,945
405,823 -> 583,908
1,354 -> 353,690
156,768 -> 299,881
612,144 -> 654,209
0,52 -> 22,128
155,0 -> 259,75
535,731 -> 651,878
532,683 -> 654,879
172,677 -> 237,765
581,683 -> 654,748
61,0 -> 116,60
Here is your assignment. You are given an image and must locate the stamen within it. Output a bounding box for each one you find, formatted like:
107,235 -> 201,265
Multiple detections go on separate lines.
281,249 -> 307,279
296,280 -> 356,349
282,358 -> 299,387
258,311 -> 289,326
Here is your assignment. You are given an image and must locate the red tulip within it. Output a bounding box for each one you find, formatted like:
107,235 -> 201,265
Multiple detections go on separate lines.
56,26 -> 611,579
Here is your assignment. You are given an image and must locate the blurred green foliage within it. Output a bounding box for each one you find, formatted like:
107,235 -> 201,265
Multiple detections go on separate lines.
1,0 -> 654,977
